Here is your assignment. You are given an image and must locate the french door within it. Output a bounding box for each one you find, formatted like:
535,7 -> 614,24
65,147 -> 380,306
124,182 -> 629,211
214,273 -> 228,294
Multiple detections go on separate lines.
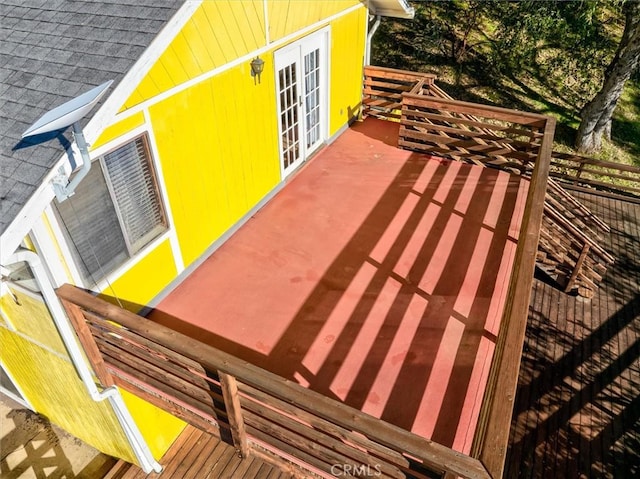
275,29 -> 328,178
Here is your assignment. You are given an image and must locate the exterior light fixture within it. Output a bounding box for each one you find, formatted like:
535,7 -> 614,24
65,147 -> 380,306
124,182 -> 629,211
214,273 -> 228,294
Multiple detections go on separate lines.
250,56 -> 265,84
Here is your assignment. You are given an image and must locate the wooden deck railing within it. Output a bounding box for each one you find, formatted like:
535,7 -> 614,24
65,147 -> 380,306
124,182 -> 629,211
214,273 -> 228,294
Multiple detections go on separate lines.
363,65 -> 436,119
57,284 -> 491,479
549,152 -> 640,203
362,65 -> 618,296
398,93 -> 546,173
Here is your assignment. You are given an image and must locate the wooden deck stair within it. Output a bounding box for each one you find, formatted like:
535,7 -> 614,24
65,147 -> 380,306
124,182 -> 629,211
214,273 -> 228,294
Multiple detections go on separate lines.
361,65 -> 640,297
102,425 -> 294,479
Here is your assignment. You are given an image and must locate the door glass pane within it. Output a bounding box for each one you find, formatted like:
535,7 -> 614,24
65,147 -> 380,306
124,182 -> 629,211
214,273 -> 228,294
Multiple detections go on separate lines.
303,48 -> 321,149
278,62 -> 300,171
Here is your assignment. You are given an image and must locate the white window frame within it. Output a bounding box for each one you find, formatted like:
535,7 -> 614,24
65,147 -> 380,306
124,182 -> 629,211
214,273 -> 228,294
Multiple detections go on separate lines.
49,125 -> 174,290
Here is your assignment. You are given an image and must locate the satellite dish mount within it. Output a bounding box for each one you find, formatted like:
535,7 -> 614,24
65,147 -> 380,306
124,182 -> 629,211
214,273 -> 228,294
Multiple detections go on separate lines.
21,80 -> 114,202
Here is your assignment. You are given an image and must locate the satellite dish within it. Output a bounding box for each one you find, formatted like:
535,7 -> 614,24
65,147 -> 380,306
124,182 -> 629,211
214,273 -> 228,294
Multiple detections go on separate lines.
21,80 -> 114,202
22,80 -> 113,138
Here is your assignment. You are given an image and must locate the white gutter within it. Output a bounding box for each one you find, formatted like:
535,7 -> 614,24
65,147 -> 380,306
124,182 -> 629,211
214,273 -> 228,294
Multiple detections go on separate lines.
365,15 -> 382,65
8,249 -> 162,474
369,0 -> 415,19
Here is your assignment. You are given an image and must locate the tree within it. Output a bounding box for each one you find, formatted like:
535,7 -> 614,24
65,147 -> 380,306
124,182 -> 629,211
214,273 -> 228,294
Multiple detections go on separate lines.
575,1 -> 640,153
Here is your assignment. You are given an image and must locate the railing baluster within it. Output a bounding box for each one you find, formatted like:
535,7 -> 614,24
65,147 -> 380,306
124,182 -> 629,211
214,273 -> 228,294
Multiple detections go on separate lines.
218,371 -> 249,459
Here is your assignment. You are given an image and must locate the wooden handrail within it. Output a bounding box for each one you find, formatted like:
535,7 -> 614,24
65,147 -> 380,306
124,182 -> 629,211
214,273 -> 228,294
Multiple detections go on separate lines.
57,284 -> 491,479
364,65 -> 437,83
549,151 -> 640,200
363,65 -> 436,120
402,93 -> 549,126
472,116 -> 555,477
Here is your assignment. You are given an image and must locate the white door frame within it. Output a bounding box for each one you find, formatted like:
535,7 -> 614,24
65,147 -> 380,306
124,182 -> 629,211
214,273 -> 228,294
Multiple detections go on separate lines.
275,27 -> 329,179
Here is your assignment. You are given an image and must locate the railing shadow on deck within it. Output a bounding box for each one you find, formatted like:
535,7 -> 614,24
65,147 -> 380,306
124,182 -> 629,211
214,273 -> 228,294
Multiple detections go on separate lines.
58,283 -> 490,479
506,193 -> 640,478
56,67 -> 560,479
62,146 -> 516,479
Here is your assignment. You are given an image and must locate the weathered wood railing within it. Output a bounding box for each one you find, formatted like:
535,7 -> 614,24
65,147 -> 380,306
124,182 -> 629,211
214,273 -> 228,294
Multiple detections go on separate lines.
549,152 -> 640,203
57,284 -> 491,479
398,93 -> 546,173
363,65 -> 436,119
361,65 -> 615,297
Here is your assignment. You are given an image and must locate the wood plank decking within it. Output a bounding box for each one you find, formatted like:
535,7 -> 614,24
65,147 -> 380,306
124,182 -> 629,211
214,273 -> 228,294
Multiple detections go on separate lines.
104,425 -> 294,479
506,192 -> 640,478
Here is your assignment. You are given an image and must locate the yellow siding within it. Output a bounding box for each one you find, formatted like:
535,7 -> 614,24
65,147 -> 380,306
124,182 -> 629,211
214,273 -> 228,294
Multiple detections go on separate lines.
267,0 -> 360,42
120,389 -> 187,459
101,239 -> 177,311
42,212 -> 76,283
122,0 -> 267,111
0,325 -> 138,464
329,7 -> 367,135
23,235 -> 35,251
0,3 -> 368,465
1,285 -> 185,462
0,288 -> 66,356
148,62 -> 280,266
91,112 -> 145,150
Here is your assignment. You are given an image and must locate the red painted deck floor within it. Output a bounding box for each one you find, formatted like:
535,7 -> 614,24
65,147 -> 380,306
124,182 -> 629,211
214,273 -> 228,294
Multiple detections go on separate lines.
150,118 -> 529,454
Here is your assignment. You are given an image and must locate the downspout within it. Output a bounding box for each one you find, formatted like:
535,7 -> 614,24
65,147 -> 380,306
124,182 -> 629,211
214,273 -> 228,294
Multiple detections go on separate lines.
365,15 -> 382,65
9,248 -> 162,474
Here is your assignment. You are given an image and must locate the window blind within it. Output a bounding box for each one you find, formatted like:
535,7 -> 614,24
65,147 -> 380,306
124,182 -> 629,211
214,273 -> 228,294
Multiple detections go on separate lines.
54,134 -> 166,285
103,137 -> 166,252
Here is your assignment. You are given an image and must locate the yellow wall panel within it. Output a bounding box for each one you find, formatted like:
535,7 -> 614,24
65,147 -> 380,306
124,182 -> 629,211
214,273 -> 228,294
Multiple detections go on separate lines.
0,328 -> 138,464
190,5 -> 225,67
179,21 -> 215,74
120,388 -> 186,459
41,213 -> 76,283
92,112 -> 145,151
268,0 -> 360,42
149,62 -> 280,267
0,289 -> 66,356
102,239 -> 177,311
168,32 -> 205,82
329,7 -> 367,135
1,285 -> 185,461
123,1 -> 267,110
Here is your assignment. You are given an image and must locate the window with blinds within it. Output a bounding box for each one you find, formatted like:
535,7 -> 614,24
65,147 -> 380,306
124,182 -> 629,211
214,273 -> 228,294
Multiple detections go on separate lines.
54,135 -> 167,285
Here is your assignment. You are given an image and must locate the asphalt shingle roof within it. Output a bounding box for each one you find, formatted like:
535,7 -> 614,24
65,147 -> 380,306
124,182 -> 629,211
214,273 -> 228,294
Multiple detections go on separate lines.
0,0 -> 183,237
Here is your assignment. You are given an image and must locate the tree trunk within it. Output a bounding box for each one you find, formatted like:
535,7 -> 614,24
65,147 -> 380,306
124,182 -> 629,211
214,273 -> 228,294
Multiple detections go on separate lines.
575,2 -> 640,154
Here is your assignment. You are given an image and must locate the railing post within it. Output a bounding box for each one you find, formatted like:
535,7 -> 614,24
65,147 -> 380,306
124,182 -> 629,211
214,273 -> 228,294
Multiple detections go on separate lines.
564,243 -> 591,293
575,161 -> 584,185
59,298 -> 114,388
219,371 -> 249,458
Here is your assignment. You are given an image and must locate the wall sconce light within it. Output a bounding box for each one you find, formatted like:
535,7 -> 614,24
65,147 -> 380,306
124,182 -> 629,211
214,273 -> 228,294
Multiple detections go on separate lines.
250,56 -> 265,84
